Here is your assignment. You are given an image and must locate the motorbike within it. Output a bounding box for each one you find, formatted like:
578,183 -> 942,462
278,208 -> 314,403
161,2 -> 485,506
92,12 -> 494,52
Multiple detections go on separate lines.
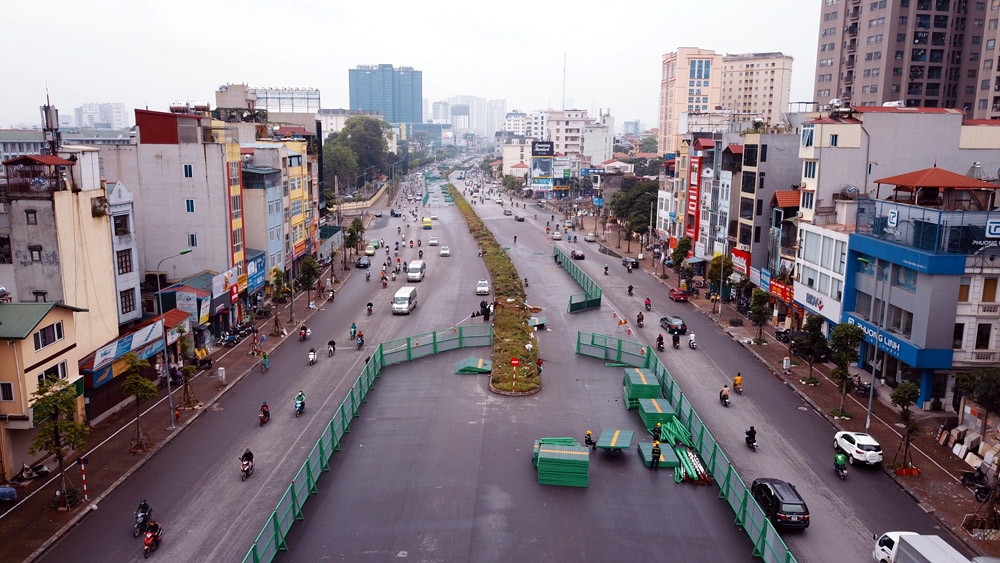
357,336 -> 364,350
524,278 -> 529,288
775,328 -> 792,343
628,286 -> 634,296
143,528 -> 163,558
645,302 -> 651,312
241,459 -> 254,481
733,382 -> 742,395
604,268 -> 608,276
636,316 -> 644,328
975,483 -> 997,502
656,340 -> 664,352
417,239 -> 422,247
391,271 -> 397,281
308,351 -> 317,366
720,394 -> 730,407
259,410 -> 269,426
328,288 -> 335,302
365,271 -> 371,282
219,331 -> 241,348
298,328 -> 310,342
855,380 -> 875,397
382,278 -> 388,289
672,336 -> 680,350
961,466 -> 988,487
11,462 -> 50,483
689,339 -> 697,350
745,436 -> 758,452
133,510 -> 150,537
418,250 -> 423,259
350,326 -> 357,339
235,322 -> 255,338
835,463 -> 848,480
367,304 -> 373,316
690,287 -> 701,298
294,399 -> 305,417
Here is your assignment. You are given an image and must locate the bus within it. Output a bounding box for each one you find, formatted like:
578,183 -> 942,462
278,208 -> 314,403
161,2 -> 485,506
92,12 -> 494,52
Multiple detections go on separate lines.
422,217 -> 432,230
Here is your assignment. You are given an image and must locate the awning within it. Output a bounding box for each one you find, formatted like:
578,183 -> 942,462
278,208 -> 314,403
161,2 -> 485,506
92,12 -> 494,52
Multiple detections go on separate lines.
686,256 -> 706,264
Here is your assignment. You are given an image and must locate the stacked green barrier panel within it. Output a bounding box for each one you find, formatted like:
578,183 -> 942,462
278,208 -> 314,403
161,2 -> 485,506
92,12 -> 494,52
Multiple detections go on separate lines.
638,441 -> 680,468
536,444 -> 590,487
454,357 -> 492,374
637,398 -> 677,431
624,368 -> 660,399
574,331 -> 799,563
532,437 -> 579,467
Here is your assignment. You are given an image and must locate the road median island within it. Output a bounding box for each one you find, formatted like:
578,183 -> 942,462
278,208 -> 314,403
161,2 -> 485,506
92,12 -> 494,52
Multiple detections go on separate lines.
445,183 -> 540,394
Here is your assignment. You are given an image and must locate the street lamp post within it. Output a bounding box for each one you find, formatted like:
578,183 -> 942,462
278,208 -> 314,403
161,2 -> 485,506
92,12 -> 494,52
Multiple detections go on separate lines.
155,248 -> 192,430
857,256 -> 889,434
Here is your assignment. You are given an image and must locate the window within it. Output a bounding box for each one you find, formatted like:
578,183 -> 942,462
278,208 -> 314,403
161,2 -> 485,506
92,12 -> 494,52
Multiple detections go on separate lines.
0,382 -> 12,402
183,164 -> 193,178
760,144 -> 768,162
802,191 -> 815,208
0,235 -> 10,264
120,288 -> 136,314
856,290 -> 873,317
976,323 -> 992,349
185,199 -> 195,213
888,305 -> 913,337
802,125 -> 814,147
26,210 -> 37,225
984,277 -> 998,302
830,134 -> 839,146
230,195 -> 241,220
232,227 -> 244,254
744,144 -> 759,167
893,265 -> 918,292
188,233 -> 198,247
29,246 -> 42,262
740,198 -> 755,219
804,161 -> 817,178
754,226 -> 761,243
116,249 -> 132,275
989,39 -> 997,50
954,323 -> 965,349
37,361 -> 68,385
33,291 -> 47,302
33,321 -> 64,351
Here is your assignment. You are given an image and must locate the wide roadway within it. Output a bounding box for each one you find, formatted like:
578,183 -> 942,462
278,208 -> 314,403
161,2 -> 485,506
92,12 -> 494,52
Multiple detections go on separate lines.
37,173 -> 490,561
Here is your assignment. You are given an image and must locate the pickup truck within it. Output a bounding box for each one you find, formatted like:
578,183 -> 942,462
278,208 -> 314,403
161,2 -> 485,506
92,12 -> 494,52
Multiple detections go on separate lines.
873,532 -> 969,563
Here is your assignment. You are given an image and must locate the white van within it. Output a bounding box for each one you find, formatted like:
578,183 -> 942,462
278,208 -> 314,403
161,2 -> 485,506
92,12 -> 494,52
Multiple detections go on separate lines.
407,260 -> 427,282
392,287 -> 418,314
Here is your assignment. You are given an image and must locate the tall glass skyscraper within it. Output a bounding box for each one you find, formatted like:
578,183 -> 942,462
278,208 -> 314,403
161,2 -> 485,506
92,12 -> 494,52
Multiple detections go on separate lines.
348,64 -> 422,124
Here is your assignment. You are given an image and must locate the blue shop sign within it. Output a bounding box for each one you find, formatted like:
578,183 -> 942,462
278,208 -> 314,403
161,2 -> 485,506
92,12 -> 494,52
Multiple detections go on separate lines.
761,269 -> 771,292
844,313 -> 953,369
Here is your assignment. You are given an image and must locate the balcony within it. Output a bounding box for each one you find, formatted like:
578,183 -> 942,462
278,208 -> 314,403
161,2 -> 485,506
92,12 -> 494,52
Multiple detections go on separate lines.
981,303 -> 1000,316
972,351 -> 997,362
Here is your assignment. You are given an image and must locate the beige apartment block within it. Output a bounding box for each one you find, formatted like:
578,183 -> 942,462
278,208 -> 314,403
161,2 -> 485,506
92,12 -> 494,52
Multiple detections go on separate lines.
721,52 -> 793,125
658,48 -> 723,156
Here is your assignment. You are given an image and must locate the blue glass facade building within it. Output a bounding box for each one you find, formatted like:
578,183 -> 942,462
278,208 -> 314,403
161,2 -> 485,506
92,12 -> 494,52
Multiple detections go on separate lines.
349,64 -> 422,125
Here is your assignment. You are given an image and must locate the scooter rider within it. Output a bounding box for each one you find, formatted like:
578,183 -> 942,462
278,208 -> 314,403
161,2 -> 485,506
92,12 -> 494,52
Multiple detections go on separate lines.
260,402 -> 270,420
636,311 -> 644,326
145,519 -> 163,548
604,264 -> 609,275
241,448 -> 254,469
308,347 -> 317,364
628,285 -> 634,296
672,332 -> 680,348
835,452 -> 848,473
688,332 -> 697,348
720,385 -> 730,402
645,297 -> 651,309
656,334 -> 664,350
295,390 -> 305,410
136,498 -> 152,520
733,372 -> 743,392
745,426 -> 757,447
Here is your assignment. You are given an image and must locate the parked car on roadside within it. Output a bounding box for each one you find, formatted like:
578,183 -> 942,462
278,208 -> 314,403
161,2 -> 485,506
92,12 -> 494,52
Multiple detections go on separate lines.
834,431 -> 883,466
669,288 -> 689,302
584,233 -> 597,242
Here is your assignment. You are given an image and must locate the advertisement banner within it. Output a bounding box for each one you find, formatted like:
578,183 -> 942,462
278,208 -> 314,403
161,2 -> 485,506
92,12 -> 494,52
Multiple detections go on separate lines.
176,291 -> 198,317
769,280 -> 792,303
199,298 -> 211,326
212,267 -> 239,298
237,273 -> 248,294
531,157 -> 553,178
531,141 -> 554,156
713,241 -> 725,257
247,253 -> 267,295
749,266 -> 761,287
686,156 -> 702,239
761,269 -> 772,293
794,281 -> 842,322
732,248 -> 750,276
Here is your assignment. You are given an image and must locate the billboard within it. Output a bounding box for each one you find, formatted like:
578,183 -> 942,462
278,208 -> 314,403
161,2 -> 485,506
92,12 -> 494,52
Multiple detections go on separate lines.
247,253 -> 267,294
531,157 -> 553,178
531,141 -> 554,156
686,156 -> 702,239
212,267 -> 239,298
732,248 -> 750,276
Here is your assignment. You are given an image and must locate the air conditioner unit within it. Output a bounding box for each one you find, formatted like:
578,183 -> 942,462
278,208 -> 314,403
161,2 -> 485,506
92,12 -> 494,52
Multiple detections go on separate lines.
796,211 -> 805,218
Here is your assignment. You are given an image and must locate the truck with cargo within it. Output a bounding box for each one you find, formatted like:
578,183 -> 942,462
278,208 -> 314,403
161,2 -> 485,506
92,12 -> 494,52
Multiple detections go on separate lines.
873,531 -> 969,563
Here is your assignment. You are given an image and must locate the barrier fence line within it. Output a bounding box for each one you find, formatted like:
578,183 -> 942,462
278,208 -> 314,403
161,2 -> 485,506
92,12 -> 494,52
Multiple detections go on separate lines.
575,331 -> 798,563
552,246 -> 602,313
242,324 -> 494,563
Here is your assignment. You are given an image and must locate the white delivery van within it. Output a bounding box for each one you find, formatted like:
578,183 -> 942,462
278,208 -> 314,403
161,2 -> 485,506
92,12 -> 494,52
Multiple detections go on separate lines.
392,287 -> 417,314
407,260 -> 426,282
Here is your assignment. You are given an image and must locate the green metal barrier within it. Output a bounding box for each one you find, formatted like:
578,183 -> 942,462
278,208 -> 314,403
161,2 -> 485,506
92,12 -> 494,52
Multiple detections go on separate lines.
242,324 -> 494,563
553,246 -> 602,313
575,332 -> 798,563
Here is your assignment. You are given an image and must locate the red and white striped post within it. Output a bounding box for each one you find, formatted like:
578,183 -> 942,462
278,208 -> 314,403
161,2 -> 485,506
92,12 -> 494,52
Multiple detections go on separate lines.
510,357 -> 520,392
78,457 -> 89,501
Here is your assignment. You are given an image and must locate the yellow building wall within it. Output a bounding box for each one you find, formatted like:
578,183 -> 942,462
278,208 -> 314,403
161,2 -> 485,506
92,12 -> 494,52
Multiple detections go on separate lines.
0,307 -> 82,418
226,142 -> 246,278
259,140 -> 310,259
53,190 -> 118,355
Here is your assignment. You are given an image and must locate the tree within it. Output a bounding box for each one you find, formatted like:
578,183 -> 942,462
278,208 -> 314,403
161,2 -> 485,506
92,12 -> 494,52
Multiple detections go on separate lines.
322,144 -> 359,196
640,137 -> 658,153
890,382 -> 920,470
706,255 -> 734,292
793,315 -> 829,379
829,323 -> 866,412
581,177 -> 593,192
120,353 -> 156,453
349,217 -> 365,252
504,175 -> 519,191
298,256 -> 322,309
334,116 -> 390,176
626,212 -> 649,253
28,379 -> 90,508
749,288 -> 772,341
671,237 -> 692,269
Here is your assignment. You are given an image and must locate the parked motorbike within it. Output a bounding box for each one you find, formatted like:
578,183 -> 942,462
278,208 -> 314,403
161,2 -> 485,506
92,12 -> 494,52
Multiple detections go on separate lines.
133,510 -> 150,537
219,331 -> 241,348
961,466 -> 988,487
241,459 -> 254,481
295,400 -> 305,418
775,328 -> 791,343
835,463 -> 848,480
975,483 -> 997,502
143,527 -> 163,558
11,463 -> 50,483
745,436 -> 758,452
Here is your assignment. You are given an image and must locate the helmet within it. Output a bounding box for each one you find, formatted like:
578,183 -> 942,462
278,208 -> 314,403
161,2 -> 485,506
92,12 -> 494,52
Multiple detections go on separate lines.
586,430 -> 591,435
655,423 -> 661,428
653,441 -> 660,446
749,426 -> 755,431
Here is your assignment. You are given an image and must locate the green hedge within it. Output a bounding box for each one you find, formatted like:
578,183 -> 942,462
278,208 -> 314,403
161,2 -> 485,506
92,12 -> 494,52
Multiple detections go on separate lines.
446,184 -> 539,392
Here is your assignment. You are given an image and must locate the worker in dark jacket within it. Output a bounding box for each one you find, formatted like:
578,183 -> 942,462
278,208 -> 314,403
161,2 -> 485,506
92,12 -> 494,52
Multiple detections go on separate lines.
585,430 -> 596,450
651,441 -> 662,471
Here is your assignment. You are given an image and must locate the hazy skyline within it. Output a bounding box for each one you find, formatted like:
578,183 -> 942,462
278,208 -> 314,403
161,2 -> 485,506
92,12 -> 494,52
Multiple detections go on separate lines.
4,0 -> 820,131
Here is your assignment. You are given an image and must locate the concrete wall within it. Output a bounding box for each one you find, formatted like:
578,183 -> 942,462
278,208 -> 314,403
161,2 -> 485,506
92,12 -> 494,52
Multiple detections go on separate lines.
107,181 -> 143,326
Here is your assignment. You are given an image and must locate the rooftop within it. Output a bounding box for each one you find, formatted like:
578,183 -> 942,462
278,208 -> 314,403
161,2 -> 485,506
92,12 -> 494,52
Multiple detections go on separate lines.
0,303 -> 87,340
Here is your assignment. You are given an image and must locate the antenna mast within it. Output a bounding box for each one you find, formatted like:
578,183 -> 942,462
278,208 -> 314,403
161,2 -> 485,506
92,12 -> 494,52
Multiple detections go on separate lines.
562,53 -> 567,110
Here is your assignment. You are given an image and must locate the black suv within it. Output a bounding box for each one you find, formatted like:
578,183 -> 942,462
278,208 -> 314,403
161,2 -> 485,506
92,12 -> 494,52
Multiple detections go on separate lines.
355,256 -> 371,269
622,257 -> 639,268
750,478 -> 810,529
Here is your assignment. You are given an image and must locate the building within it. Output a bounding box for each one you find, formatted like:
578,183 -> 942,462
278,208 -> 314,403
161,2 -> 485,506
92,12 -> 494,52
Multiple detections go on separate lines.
240,160 -> 285,276
544,109 -> 588,159
503,111 -> 527,136
317,108 -> 384,139
349,64 -> 422,124
450,104 -> 471,131
582,109 -> 615,167
105,180 -> 143,328
659,48 -> 724,156
794,217 -> 851,336
486,99 -> 508,137
399,122 -> 445,146
527,111 -> 548,140
721,52 -> 793,126
623,120 -> 641,136
74,102 -> 129,129
448,96 -> 487,134
0,129 -> 133,175
431,101 -> 450,123
502,137 -> 533,176
812,0 -> 986,111
738,132 -> 802,275
0,302 -> 87,480
248,87 -> 320,114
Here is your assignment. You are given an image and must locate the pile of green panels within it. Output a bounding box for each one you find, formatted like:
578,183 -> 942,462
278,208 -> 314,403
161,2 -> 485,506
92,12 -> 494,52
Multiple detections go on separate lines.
638,398 -> 677,431
623,368 -> 659,409
638,442 -> 681,468
532,437 -> 578,467
535,441 -> 590,487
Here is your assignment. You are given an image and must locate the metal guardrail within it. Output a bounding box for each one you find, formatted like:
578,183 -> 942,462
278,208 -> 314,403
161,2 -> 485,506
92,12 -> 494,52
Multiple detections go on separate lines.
575,332 -> 798,563
242,324 -> 494,563
553,246 -> 602,313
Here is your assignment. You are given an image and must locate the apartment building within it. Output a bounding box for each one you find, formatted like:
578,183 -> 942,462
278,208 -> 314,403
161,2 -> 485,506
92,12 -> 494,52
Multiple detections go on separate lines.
105,180 -> 143,328
582,110 -> 615,167
658,48 -> 724,156
544,109 -> 588,158
721,52 -> 794,125
349,64 -> 422,124
502,137 -> 533,176
527,111 -> 548,140
503,111 -> 527,136
812,0 -> 986,111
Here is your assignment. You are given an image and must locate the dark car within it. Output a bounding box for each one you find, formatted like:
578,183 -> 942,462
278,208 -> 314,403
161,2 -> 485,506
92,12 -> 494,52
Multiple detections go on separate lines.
750,478 -> 810,529
514,215 -> 525,222
622,257 -> 639,268
355,256 -> 371,269
570,250 -> 585,260
659,315 -> 687,334
791,332 -> 832,363
390,209 -> 402,217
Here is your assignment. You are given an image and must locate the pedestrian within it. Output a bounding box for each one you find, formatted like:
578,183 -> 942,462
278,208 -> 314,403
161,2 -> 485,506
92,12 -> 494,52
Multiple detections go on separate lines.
585,430 -> 596,450
651,441 -> 662,471
654,422 -> 662,441
513,235 -> 517,245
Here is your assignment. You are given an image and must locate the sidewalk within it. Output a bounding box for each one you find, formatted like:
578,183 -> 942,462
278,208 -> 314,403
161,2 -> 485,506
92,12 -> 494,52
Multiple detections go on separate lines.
603,244 -> 997,557
0,259 -> 350,563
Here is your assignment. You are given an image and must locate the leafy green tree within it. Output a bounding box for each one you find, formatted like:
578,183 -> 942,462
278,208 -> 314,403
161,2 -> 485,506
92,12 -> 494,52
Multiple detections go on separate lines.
640,137 -> 658,153
504,175 -> 520,191
322,144 -> 359,195
706,255 -> 734,292
671,237 -> 692,269
829,323 -> 866,412
270,267 -> 286,299
793,315 -> 829,378
581,177 -> 593,191
749,288 -> 772,340
29,379 -> 90,508
626,212 -> 648,253
891,382 -> 921,469
298,256 -> 322,309
349,217 -> 365,250
120,353 -> 156,453
334,116 -> 390,176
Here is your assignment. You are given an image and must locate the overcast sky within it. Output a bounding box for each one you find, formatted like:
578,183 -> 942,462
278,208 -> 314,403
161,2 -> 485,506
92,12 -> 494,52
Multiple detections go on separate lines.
4,0 -> 820,131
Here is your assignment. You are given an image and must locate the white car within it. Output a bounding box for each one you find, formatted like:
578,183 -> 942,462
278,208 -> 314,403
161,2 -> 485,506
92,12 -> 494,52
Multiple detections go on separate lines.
834,431 -> 883,465
428,236 -> 439,246
431,213 -> 438,220
552,231 -> 562,240
584,233 -> 597,242
476,279 -> 490,295
439,246 -> 450,257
